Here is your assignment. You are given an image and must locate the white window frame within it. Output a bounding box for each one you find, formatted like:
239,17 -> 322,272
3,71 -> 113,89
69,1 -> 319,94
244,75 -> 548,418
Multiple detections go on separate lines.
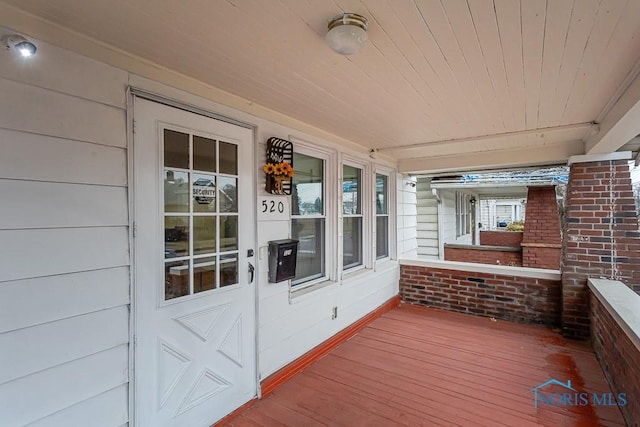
373,168 -> 393,262
288,140 -> 337,296
340,157 -> 371,274
455,191 -> 472,238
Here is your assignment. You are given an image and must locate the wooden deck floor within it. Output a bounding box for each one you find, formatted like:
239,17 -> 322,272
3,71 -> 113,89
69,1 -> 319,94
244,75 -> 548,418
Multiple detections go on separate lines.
225,304 -> 625,427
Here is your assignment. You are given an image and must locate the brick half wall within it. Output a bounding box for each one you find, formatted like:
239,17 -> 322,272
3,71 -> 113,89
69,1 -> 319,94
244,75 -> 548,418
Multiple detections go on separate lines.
444,244 -> 522,266
589,279 -> 640,426
400,261 -> 561,326
480,231 -> 523,247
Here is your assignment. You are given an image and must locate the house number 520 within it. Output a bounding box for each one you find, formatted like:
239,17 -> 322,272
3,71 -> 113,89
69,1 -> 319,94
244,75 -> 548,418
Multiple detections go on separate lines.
262,200 -> 285,213
258,196 -> 289,221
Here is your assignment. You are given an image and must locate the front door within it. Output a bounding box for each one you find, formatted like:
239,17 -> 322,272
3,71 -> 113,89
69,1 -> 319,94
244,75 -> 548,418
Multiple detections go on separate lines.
133,98 -> 256,426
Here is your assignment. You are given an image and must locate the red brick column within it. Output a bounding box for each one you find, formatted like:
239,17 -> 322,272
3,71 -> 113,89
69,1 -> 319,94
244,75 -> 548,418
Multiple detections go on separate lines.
561,157 -> 640,339
521,186 -> 562,269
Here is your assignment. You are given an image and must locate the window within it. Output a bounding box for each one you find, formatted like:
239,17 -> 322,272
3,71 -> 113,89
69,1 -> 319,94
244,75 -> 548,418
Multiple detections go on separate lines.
455,191 -> 471,238
163,129 -> 239,300
291,152 -> 325,285
343,164 -> 363,270
375,173 -> 389,259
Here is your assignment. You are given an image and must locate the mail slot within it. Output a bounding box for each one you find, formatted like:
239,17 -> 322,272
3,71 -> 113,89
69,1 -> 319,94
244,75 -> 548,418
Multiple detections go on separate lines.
268,239 -> 299,283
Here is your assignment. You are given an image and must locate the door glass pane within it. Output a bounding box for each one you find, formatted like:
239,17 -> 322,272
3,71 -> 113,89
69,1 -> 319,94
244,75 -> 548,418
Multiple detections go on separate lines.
218,177 -> 238,212
193,217 -> 216,255
292,218 -> 325,283
343,216 -> 362,268
164,129 -> 189,169
376,216 -> 389,259
192,174 -> 216,213
220,254 -> 238,287
165,259 -> 190,300
343,165 -> 361,214
193,135 -> 216,172
219,142 -> 237,175
376,174 -> 388,214
220,216 -> 238,252
292,153 -> 323,215
194,256 -> 216,293
165,216 -> 189,258
161,129 -> 244,300
164,170 -> 189,213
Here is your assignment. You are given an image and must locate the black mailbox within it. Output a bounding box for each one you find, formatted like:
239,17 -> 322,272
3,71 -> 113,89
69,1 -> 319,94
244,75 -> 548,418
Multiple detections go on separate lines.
268,239 -> 299,283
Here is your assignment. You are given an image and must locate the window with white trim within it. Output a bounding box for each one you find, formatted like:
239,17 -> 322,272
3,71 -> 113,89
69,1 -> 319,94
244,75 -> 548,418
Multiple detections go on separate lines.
291,152 -> 326,285
343,164 -> 363,270
375,173 -> 389,259
455,191 -> 471,238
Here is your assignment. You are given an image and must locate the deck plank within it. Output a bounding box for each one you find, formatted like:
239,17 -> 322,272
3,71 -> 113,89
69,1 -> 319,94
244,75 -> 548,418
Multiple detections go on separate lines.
224,304 -> 625,426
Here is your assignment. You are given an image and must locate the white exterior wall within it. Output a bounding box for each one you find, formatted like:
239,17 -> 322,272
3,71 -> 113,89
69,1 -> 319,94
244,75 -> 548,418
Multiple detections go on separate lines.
416,178 -> 439,259
0,29 -> 405,425
438,190 -> 478,257
0,38 -> 130,427
397,175 -> 418,258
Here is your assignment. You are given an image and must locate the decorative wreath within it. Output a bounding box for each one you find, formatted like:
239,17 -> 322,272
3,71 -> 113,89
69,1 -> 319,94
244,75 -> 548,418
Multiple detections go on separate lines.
263,162 -> 294,179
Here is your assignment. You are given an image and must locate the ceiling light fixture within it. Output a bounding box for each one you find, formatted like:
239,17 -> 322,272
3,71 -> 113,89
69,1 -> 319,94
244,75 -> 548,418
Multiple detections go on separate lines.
2,34 -> 37,58
326,13 -> 368,55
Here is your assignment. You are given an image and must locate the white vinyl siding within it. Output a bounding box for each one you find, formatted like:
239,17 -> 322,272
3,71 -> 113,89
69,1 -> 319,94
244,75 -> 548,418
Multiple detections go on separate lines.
416,178 -> 439,259
397,175 -> 418,258
0,37 -> 130,427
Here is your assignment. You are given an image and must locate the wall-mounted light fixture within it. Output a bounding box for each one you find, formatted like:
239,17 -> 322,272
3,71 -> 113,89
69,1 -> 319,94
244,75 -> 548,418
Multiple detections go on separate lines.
470,197 -> 477,206
326,13 -> 368,55
2,34 -> 37,58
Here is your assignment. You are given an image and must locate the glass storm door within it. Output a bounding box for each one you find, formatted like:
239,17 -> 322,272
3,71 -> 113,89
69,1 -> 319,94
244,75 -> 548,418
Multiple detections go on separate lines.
133,98 -> 256,427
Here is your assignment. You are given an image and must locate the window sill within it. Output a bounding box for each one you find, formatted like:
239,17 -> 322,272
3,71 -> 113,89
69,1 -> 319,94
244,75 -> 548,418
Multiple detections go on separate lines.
374,258 -> 398,273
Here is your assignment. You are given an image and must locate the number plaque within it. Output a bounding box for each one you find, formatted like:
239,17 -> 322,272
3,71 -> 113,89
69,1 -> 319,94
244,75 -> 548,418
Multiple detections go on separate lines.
257,196 -> 290,221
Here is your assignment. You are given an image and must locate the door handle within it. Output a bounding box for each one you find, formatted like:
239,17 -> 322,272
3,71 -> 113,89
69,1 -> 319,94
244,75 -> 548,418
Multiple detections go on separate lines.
248,262 -> 255,284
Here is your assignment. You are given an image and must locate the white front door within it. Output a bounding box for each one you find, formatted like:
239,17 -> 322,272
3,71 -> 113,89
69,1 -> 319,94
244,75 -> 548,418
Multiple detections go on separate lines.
133,98 -> 256,427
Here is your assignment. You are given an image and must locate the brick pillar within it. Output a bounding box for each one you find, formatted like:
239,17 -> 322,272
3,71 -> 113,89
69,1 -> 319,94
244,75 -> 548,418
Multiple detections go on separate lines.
561,157 -> 640,339
521,186 -> 562,269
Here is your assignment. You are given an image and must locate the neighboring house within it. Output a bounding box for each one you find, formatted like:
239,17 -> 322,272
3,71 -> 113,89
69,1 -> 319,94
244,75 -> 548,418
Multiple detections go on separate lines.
480,199 -> 526,230
418,168 -> 568,260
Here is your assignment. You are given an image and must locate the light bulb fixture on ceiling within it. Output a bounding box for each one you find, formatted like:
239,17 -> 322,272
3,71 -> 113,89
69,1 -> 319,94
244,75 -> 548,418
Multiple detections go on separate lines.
2,34 -> 37,58
326,13 -> 368,55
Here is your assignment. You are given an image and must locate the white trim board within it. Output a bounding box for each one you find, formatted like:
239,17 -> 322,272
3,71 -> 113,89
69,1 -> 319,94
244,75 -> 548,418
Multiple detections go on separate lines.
568,151 -> 632,165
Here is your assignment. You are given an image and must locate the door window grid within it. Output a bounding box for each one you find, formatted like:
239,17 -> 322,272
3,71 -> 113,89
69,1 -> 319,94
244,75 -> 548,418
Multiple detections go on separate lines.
163,128 -> 239,300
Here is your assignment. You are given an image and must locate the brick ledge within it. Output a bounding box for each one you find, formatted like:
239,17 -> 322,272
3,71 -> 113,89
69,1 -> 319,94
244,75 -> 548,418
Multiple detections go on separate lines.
521,242 -> 562,248
444,243 -> 521,252
400,258 -> 560,280
588,279 -> 640,352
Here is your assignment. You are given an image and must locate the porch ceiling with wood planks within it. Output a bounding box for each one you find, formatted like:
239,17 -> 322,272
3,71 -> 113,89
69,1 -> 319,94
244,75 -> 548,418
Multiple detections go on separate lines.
2,1 -> 640,173
223,304 -> 625,426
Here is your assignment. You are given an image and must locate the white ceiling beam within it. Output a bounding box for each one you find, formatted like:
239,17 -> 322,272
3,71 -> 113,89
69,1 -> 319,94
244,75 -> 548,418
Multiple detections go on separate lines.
382,123 -> 592,159
399,140 -> 584,174
586,69 -> 640,154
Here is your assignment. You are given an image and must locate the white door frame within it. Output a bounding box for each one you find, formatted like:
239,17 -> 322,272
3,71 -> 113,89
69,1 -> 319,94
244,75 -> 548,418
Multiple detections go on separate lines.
126,87 -> 260,426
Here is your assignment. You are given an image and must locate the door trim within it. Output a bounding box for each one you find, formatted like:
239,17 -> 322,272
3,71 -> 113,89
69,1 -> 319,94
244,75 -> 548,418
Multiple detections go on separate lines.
130,87 -> 255,130
126,87 -> 261,426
